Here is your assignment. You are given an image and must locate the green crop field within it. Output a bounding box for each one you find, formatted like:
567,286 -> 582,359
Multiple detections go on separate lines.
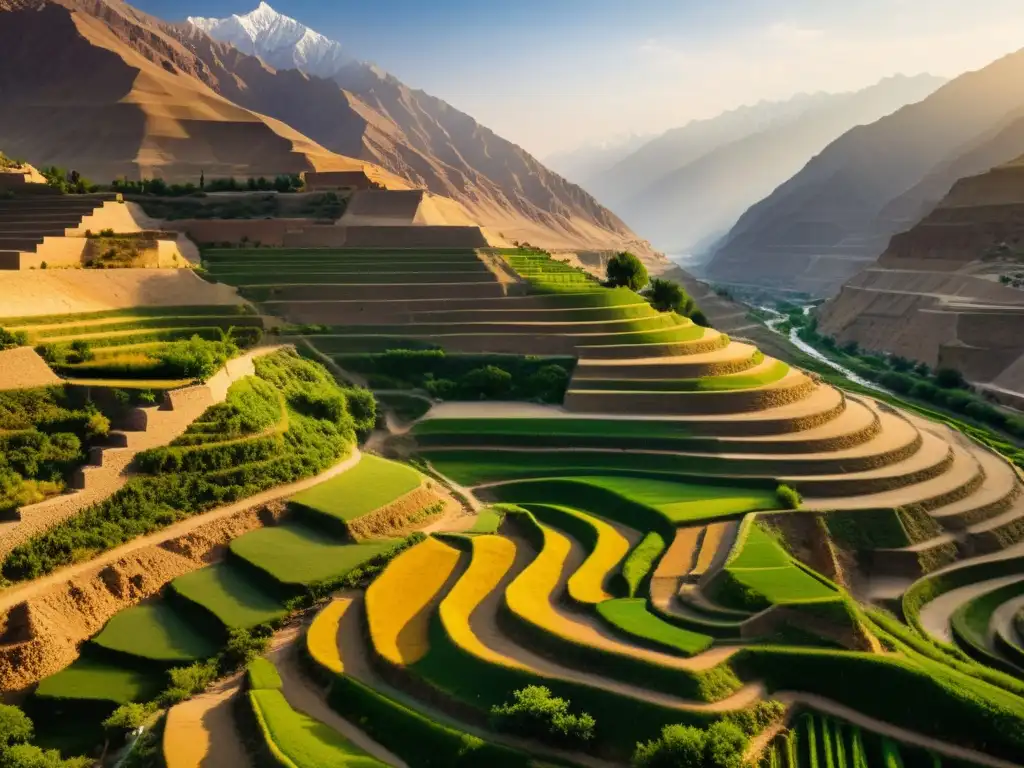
34,657 -> 164,704
91,603 -> 220,663
721,524 -> 837,607
170,563 -> 286,629
578,476 -> 782,523
230,524 -> 395,585
596,598 -> 713,656
250,688 -> 385,767
414,417 -> 693,439
575,360 -> 790,393
291,454 -> 422,523
423,449 -> 766,486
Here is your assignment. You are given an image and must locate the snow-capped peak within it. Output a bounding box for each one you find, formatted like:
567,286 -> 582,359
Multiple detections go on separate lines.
188,3 -> 354,78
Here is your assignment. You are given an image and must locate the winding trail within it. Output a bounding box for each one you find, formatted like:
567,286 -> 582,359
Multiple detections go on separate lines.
163,677 -> 248,768
268,625 -> 409,767
918,575 -> 1024,644
0,451 -> 363,614
332,591 -> 615,768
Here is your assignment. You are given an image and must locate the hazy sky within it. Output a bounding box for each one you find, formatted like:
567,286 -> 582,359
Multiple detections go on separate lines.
135,0 -> 1024,157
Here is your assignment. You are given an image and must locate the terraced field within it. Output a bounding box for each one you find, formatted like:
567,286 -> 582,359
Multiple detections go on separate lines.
0,305 -> 263,387
16,243 -> 1024,766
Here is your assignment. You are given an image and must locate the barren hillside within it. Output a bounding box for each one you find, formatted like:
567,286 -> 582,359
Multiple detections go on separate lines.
0,0 -> 656,258
706,47 -> 1024,297
818,159 -> 1024,407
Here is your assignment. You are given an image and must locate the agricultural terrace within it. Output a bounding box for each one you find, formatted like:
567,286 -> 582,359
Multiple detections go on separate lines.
0,305 -> 263,388
9,237 -> 1024,767
28,422 -> 448,756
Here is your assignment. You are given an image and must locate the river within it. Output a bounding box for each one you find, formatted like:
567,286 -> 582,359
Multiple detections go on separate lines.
757,306 -> 889,394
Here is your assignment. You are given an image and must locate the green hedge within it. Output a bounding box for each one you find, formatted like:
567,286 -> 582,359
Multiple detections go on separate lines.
618,531 -> 666,597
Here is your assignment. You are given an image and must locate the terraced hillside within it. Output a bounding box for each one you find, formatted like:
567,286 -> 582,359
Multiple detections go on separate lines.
0,305 -> 264,388
9,243 -> 1024,767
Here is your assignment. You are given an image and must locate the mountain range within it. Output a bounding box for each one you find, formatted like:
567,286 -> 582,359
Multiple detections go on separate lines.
0,0 -> 650,258
705,46 -> 1024,296
601,76 -> 945,254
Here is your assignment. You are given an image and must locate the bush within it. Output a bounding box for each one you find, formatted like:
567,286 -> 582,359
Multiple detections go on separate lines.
490,686 -> 595,747
0,706 -> 32,746
633,722 -> 748,768
775,484 -> 802,510
606,252 -> 648,291
102,702 -> 156,735
644,279 -> 688,314
153,336 -> 236,380
0,328 -> 27,351
463,366 -> 513,399
935,367 -> 967,389
218,627 -> 273,674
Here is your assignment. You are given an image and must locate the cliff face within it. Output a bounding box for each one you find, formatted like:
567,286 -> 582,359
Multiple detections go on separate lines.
704,47 -> 1024,297
0,0 -> 657,258
817,160 -> 1024,406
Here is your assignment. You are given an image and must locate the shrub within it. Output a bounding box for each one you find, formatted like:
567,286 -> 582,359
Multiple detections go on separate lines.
523,364 -> 570,402
935,367 -> 967,389
218,626 -> 273,674
606,252 -> 648,291
0,705 -> 32,746
159,660 -> 218,706
0,328 -> 27,351
490,686 -> 595,747
690,310 -> 710,328
153,336 -> 236,380
633,722 -> 748,768
463,366 -> 513,399
775,484 -> 802,510
102,702 -> 156,735
85,411 -> 110,440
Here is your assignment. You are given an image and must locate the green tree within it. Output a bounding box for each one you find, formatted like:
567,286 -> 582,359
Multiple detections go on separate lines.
606,251 -> 648,291
0,705 -> 32,747
644,278 -> 685,312
632,724 -> 705,767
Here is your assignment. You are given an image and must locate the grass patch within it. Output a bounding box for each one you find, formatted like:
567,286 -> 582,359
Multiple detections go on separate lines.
229,524 -> 395,587
619,532 -> 666,597
579,476 -> 781,523
596,598 -> 713,656
249,688 -> 383,767
291,454 -> 422,523
468,507 -> 505,534
170,563 -> 286,630
34,657 -> 164,704
91,603 -> 220,664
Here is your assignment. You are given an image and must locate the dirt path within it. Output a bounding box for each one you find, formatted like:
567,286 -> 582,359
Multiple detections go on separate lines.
163,677 -> 248,768
0,451 -> 362,615
268,625 -> 408,767
333,591 -> 615,768
917,575 -> 1024,643
775,692 -> 1023,768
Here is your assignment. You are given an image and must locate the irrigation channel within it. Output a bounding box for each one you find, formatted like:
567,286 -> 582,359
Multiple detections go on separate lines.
757,305 -> 889,394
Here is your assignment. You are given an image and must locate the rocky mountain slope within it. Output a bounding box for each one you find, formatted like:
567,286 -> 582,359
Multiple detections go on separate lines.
180,3 -> 652,256
817,158 -> 1024,407
705,47 -> 1024,297
0,0 -> 652,257
613,75 -> 943,253
542,134 -> 653,191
